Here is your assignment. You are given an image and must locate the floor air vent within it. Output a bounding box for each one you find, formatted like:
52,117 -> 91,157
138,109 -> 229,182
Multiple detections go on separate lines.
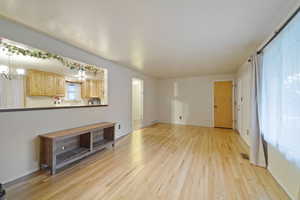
240,153 -> 249,160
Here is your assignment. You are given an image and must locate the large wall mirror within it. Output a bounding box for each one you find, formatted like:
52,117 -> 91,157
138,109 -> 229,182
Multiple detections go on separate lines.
0,37 -> 108,111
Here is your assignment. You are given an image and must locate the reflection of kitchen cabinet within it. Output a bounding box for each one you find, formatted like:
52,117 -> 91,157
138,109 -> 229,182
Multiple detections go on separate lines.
27,70 -> 44,96
81,80 -> 89,98
44,72 -> 56,96
81,80 -> 103,99
55,75 -> 66,97
98,80 -> 104,99
89,80 -> 98,98
27,69 -> 65,97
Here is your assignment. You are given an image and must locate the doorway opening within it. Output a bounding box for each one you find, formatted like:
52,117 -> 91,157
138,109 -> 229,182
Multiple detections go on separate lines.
132,78 -> 144,131
213,80 -> 233,129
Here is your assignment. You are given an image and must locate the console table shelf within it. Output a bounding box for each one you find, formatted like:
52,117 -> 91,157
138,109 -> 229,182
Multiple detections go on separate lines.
56,147 -> 90,168
40,122 -> 115,174
93,139 -> 112,151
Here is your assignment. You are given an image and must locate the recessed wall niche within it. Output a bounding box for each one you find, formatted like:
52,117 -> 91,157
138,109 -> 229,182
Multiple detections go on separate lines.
0,37 -> 108,111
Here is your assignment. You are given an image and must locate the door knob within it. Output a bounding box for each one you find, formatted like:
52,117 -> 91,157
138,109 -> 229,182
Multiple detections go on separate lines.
214,105 -> 218,108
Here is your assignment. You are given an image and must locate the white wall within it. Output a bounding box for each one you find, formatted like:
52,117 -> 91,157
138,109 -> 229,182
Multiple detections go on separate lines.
132,80 -> 142,121
132,83 -> 139,120
0,17 -> 158,183
236,62 -> 251,145
158,74 -> 235,127
268,145 -> 300,200
236,61 -> 300,200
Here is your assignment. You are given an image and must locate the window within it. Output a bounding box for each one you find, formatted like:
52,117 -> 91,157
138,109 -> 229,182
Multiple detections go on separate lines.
261,12 -> 300,166
66,82 -> 81,101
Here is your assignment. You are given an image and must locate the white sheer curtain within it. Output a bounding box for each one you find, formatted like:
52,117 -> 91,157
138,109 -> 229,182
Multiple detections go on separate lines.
261,12 -> 300,167
250,54 -> 267,167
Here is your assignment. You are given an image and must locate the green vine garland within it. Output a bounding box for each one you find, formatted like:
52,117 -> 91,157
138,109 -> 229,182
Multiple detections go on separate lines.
0,40 -> 99,73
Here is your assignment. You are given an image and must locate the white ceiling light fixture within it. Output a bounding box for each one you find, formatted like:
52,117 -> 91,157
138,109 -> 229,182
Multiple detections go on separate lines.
0,65 -> 9,74
16,68 -> 26,75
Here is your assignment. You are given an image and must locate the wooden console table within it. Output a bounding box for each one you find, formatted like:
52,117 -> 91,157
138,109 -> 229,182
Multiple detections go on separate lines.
40,122 -> 115,175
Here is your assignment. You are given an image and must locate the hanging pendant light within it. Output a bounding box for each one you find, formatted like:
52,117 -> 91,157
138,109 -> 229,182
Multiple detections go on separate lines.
74,69 -> 86,81
0,53 -> 26,80
0,64 -> 9,79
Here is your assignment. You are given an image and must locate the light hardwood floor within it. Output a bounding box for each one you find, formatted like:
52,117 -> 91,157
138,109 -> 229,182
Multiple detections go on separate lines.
6,123 -> 289,200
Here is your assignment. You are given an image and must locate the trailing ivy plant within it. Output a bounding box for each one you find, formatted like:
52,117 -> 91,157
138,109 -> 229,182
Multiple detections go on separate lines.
0,40 -> 99,73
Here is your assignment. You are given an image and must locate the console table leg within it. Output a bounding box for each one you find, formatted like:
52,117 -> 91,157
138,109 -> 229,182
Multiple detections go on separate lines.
51,141 -> 56,175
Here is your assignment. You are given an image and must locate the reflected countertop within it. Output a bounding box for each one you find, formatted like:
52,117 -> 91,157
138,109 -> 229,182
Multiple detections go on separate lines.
0,104 -> 108,112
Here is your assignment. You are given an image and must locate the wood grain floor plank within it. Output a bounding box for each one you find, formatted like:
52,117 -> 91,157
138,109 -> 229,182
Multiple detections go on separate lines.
6,123 -> 290,200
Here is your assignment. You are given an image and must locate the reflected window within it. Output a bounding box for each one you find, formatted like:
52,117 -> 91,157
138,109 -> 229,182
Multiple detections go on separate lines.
66,82 -> 81,101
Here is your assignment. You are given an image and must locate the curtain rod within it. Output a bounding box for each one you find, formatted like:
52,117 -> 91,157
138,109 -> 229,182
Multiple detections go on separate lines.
257,5 -> 300,54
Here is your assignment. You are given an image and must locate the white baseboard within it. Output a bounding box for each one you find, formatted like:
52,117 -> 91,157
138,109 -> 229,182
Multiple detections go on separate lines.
157,120 -> 212,127
4,167 -> 39,185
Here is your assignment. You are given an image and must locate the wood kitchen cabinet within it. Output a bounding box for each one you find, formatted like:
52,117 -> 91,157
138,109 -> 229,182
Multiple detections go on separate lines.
89,80 -> 99,98
27,70 -> 44,96
55,75 -> 66,97
44,72 -> 56,96
27,69 -> 65,97
81,80 -> 89,98
81,79 -> 103,99
98,79 -> 104,99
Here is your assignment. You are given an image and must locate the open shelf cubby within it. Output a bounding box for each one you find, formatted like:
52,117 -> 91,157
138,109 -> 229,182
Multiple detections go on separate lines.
93,139 -> 113,152
56,147 -> 90,168
55,132 -> 91,168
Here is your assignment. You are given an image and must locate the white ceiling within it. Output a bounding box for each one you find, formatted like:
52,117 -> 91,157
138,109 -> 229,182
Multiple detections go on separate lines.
0,0 -> 298,78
